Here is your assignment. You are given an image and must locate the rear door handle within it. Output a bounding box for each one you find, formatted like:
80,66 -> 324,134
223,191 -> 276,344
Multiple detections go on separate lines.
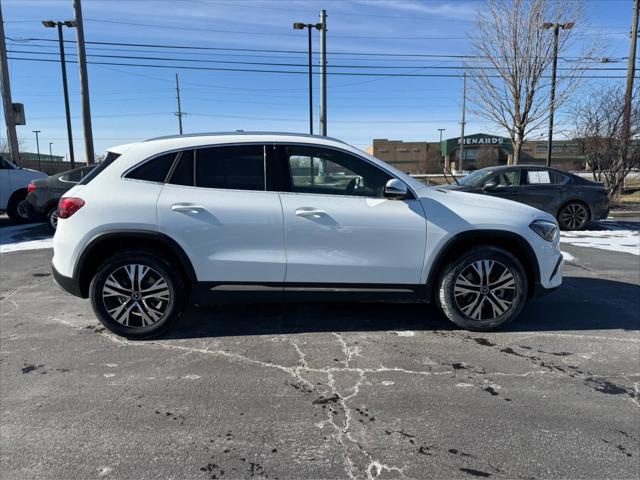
295,207 -> 326,217
171,203 -> 205,214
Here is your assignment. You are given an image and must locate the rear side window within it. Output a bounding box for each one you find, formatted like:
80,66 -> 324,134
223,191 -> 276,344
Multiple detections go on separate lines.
195,145 -> 265,191
78,151 -> 121,185
168,150 -> 195,186
60,169 -> 84,183
126,152 -> 176,183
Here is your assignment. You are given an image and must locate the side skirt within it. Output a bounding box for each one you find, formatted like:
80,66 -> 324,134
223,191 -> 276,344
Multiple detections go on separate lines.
191,282 -> 429,305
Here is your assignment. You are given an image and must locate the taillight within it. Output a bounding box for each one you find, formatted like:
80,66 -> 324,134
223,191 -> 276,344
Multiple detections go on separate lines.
28,182 -> 36,193
57,197 -> 85,219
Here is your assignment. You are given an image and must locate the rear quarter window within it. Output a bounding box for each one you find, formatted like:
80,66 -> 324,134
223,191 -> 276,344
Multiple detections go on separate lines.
78,151 -> 121,185
125,152 -> 177,183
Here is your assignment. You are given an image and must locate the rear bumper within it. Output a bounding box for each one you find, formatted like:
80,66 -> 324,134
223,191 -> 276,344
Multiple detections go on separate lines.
52,263 -> 84,298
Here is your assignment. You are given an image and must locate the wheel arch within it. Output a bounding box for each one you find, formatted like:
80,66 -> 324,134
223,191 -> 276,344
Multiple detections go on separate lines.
75,231 -> 197,298
8,187 -> 28,204
425,230 -> 541,301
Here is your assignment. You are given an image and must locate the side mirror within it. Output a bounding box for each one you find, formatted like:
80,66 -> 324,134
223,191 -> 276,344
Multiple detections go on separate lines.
482,181 -> 498,191
384,179 -> 409,199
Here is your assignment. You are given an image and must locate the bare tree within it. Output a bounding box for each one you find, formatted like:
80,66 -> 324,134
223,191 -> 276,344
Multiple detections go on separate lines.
468,0 -> 590,164
571,85 -> 639,199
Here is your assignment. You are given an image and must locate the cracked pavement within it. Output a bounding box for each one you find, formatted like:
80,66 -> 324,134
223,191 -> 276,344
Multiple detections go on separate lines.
1,239 -> 639,479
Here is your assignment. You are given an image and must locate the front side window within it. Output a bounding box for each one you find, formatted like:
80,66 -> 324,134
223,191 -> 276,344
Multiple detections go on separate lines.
195,145 -> 264,191
488,169 -> 521,187
284,146 -> 391,197
126,152 -> 176,183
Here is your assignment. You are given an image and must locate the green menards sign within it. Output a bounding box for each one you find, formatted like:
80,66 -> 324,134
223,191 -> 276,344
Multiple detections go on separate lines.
441,133 -> 513,156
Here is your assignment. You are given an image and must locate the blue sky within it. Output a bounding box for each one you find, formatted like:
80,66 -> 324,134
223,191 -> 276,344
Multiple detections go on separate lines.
1,0 -> 635,162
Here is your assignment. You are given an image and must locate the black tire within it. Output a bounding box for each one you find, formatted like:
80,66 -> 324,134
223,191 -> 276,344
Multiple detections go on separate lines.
557,201 -> 589,231
89,250 -> 186,339
437,246 -> 528,331
6,190 -> 32,224
45,205 -> 58,233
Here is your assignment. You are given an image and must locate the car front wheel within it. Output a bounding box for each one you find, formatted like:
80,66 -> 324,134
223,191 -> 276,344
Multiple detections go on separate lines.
437,247 -> 528,331
89,250 -> 186,339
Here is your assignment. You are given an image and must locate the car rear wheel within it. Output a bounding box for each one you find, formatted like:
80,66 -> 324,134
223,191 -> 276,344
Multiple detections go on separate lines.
89,250 -> 186,339
557,202 -> 589,230
45,205 -> 58,233
437,246 -> 528,331
7,190 -> 32,224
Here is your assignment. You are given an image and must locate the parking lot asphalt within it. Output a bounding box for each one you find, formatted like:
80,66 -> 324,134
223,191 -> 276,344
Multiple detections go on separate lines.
1,219 -> 639,480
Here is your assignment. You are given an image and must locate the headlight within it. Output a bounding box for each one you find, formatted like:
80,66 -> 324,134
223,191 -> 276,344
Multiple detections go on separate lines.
530,219 -> 559,242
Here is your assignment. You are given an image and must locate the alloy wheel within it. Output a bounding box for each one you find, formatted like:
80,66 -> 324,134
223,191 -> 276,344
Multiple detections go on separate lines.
49,210 -> 58,230
454,260 -> 516,321
560,203 -> 588,230
101,264 -> 171,327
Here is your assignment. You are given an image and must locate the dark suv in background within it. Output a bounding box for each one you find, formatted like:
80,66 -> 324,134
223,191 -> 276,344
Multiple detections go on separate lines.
442,166 -> 609,230
27,165 -> 94,232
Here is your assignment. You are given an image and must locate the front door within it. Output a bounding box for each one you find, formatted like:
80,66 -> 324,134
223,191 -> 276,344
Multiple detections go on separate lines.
275,145 -> 427,288
157,145 -> 286,287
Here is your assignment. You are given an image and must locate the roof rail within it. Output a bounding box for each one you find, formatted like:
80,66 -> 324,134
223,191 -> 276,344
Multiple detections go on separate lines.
144,131 -> 348,144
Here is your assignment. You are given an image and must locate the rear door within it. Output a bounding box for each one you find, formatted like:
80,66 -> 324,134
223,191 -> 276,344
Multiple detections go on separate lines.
275,144 -> 427,287
518,168 -> 568,213
157,145 -> 286,286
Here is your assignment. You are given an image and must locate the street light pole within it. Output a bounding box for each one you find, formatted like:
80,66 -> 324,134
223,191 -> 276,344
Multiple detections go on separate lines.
293,21 -> 322,135
542,22 -> 574,167
42,20 -> 76,168
49,142 -> 53,161
33,130 -> 41,170
319,9 -> 327,136
438,128 -> 446,166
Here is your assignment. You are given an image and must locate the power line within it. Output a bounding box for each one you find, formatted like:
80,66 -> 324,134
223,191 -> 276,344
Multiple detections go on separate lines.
8,48 -> 632,72
8,56 -> 629,79
9,37 -> 627,62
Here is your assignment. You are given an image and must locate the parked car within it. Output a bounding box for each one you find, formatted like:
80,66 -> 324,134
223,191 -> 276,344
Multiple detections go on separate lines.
442,165 -> 609,230
27,165 -> 95,232
52,133 -> 563,339
0,155 -> 47,223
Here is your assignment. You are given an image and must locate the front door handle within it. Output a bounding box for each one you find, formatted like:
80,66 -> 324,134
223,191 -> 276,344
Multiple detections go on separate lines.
295,207 -> 327,218
171,203 -> 205,214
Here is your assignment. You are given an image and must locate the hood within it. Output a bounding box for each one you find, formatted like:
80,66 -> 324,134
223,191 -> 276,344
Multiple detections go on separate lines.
417,186 -> 556,231
437,183 -> 474,192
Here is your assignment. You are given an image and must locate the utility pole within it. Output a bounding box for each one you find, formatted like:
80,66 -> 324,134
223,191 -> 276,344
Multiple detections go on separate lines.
438,128 -> 446,166
73,0 -> 95,164
542,22 -> 574,167
43,20 -> 76,168
293,21 -> 322,135
458,72 -> 467,173
621,0 -> 639,169
319,9 -> 327,136
0,2 -> 20,166
49,142 -> 53,161
175,73 -> 184,135
33,130 -> 41,170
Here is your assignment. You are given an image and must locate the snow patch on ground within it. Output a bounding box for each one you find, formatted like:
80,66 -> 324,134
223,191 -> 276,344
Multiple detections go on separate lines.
0,223 -> 53,253
561,251 -> 575,262
560,230 -> 640,256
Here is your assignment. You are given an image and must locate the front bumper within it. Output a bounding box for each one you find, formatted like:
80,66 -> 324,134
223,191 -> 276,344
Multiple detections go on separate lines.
52,263 -> 83,298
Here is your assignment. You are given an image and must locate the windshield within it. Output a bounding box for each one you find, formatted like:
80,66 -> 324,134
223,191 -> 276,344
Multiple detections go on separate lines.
457,168 -> 494,186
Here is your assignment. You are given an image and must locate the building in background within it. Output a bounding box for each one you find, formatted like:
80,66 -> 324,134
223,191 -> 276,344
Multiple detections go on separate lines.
372,133 -> 587,174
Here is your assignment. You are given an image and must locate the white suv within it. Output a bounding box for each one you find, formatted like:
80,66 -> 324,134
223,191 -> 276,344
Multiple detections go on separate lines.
52,133 -> 563,338
0,155 -> 47,222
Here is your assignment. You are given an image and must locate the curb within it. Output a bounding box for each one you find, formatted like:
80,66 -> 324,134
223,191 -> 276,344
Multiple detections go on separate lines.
608,210 -> 640,218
